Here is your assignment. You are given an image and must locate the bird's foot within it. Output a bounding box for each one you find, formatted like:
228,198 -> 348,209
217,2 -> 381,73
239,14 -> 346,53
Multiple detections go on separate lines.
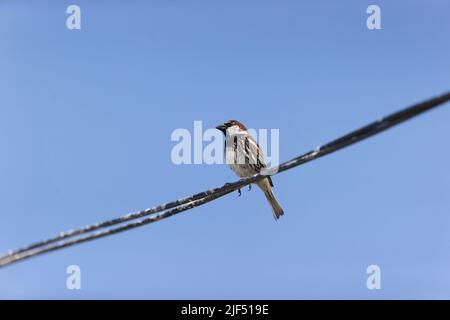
248,184 -> 252,191
224,182 -> 242,197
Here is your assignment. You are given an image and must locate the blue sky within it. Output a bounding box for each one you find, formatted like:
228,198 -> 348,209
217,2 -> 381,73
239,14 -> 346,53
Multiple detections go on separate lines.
0,0 -> 449,299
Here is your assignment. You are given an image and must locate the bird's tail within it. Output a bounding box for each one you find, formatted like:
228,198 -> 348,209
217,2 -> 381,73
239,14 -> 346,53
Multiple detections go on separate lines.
258,179 -> 284,220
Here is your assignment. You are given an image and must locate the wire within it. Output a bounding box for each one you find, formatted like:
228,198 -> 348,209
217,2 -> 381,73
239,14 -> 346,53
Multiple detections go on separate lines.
0,189 -> 234,267
5,185 -> 230,257
1,91 -> 449,268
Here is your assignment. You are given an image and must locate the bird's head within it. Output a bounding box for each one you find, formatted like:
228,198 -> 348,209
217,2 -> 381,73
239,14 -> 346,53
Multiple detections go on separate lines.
215,120 -> 247,135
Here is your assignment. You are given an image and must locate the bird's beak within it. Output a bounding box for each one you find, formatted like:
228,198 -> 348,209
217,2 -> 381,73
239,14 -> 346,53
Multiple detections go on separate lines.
215,124 -> 226,132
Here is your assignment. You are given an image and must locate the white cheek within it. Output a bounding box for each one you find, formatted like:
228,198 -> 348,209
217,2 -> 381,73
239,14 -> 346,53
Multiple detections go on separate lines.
226,126 -> 240,135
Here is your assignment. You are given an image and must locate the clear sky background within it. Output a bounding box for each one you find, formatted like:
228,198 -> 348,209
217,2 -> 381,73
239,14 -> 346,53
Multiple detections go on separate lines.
1,0 -> 449,299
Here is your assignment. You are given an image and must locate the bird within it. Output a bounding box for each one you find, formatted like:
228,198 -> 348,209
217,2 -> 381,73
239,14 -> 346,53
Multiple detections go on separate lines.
216,120 -> 284,220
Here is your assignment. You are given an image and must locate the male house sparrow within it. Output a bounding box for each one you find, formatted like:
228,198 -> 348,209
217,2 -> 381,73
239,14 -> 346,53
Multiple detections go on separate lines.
216,120 -> 284,220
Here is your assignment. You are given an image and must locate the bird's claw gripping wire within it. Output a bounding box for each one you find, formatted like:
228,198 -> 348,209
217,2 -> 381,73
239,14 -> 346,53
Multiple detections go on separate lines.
237,184 -> 251,197
237,180 -> 251,196
237,178 -> 252,196
224,182 -> 242,196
